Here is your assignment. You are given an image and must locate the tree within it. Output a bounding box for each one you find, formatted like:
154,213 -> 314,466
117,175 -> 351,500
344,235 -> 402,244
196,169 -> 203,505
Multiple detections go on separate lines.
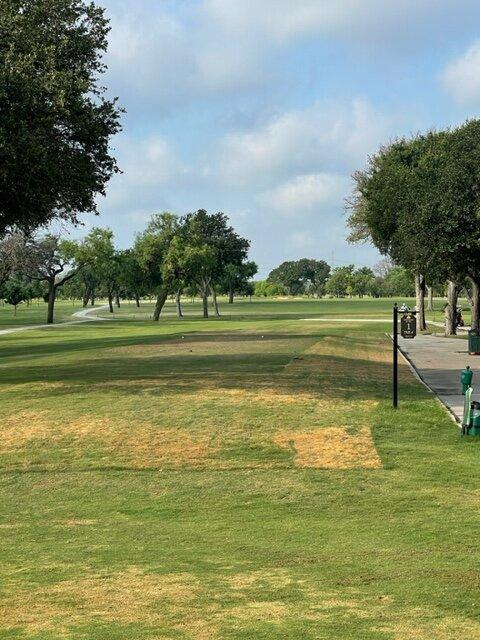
347,123 -> 480,334
297,259 -> 331,296
220,261 -> 258,304
117,249 -> 146,308
179,210 -> 250,318
350,267 -> 375,298
325,265 -> 354,298
79,266 -> 100,307
267,261 -> 304,295
2,277 -> 31,315
135,213 -> 180,321
78,228 -> 119,314
0,0 -> 122,233
254,281 -> 286,297
382,267 -> 415,297
347,134 -> 439,330
0,233 -> 25,291
17,234 -> 82,323
267,259 -> 330,296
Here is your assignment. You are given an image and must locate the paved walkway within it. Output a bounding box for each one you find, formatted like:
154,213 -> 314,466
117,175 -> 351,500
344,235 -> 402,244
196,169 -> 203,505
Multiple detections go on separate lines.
0,304 -> 109,337
300,318 -> 391,322
398,333 -> 479,422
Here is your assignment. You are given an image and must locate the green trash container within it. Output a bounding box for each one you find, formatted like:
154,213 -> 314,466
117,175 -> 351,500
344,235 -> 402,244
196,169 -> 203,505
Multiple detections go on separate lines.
471,401 -> 480,436
469,330 -> 480,355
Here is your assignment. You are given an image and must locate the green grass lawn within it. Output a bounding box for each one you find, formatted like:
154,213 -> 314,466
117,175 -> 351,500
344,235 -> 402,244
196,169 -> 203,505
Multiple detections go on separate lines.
0,298 -> 478,639
0,300 -> 82,329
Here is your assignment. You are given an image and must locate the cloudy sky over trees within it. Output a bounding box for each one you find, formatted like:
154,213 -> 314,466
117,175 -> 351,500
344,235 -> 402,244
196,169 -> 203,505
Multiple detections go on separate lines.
91,0 -> 480,276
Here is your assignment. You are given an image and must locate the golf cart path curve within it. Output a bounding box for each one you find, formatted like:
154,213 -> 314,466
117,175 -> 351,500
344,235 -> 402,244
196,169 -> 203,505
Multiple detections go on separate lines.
398,332 -> 479,423
0,304 -> 110,337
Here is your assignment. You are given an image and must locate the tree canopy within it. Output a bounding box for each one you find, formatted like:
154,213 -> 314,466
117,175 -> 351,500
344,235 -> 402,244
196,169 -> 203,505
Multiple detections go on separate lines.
0,0 -> 122,233
347,120 -> 480,333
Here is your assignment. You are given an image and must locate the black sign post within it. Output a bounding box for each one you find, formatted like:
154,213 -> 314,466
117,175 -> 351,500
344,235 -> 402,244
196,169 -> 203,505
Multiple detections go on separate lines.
393,304 -> 398,408
393,304 -> 417,408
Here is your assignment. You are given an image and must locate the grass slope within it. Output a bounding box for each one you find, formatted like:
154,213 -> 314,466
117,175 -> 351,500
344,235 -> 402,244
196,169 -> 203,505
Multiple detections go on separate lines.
0,299 -> 477,639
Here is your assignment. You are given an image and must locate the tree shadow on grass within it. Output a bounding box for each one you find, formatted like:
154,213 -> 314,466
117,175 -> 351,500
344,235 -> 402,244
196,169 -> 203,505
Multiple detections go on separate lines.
0,353 -> 425,403
0,330 -> 320,362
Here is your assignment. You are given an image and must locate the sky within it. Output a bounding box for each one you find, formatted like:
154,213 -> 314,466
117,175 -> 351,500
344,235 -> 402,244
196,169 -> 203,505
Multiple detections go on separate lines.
79,0 -> 480,277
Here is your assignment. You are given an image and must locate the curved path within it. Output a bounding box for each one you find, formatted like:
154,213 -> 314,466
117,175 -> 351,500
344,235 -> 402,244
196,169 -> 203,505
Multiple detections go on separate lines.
0,304 -> 110,337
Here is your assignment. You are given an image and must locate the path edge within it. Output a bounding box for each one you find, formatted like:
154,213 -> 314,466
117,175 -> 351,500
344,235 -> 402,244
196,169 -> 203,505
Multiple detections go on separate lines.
386,332 -> 460,426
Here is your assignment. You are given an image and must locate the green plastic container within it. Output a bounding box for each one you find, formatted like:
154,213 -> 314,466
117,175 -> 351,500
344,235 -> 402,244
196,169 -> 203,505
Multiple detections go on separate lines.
469,331 -> 480,355
472,401 -> 480,436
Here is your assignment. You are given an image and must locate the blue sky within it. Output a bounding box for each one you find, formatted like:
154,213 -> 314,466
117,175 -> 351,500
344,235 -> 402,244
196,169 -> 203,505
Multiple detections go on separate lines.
81,0 -> 480,277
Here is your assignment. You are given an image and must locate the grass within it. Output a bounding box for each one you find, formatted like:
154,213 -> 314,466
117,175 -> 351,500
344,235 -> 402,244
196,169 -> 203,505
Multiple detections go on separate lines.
0,300 -> 81,329
0,297 -> 478,638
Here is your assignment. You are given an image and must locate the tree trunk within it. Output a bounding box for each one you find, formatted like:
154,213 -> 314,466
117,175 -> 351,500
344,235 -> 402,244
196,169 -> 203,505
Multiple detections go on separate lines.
415,272 -> 427,331
115,292 -> 120,308
426,286 -> 434,311
228,288 -> 234,304
90,294 -> 95,306
210,285 -> 220,317
47,280 -> 56,324
107,291 -> 114,314
175,290 -> 183,318
13,304 -> 17,317
82,287 -> 90,308
445,280 -> 459,336
470,277 -> 480,331
153,289 -> 168,321
201,288 -> 209,318
135,293 -> 140,308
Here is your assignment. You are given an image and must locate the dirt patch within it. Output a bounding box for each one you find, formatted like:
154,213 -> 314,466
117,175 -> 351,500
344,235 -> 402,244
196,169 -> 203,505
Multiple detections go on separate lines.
274,426 -> 381,469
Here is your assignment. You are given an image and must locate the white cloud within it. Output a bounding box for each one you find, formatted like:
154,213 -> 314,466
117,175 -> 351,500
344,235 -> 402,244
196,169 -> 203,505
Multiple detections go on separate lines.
100,0 -> 479,112
123,136 -> 186,187
201,0 -> 476,47
211,99 -> 390,187
441,41 -> 480,103
291,231 -> 315,249
101,134 -> 187,213
258,173 -> 348,215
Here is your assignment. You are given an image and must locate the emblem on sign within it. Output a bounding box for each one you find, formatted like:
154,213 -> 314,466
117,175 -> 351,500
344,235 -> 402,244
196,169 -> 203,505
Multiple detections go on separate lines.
401,313 -> 416,339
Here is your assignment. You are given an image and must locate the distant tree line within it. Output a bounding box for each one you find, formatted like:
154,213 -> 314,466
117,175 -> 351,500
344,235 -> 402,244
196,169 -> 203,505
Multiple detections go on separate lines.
258,259 -> 415,298
0,210 -> 257,323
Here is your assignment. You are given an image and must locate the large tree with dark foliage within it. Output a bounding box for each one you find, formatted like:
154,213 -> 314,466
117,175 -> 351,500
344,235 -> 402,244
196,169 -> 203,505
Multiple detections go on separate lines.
268,259 -> 330,296
0,0 -> 122,233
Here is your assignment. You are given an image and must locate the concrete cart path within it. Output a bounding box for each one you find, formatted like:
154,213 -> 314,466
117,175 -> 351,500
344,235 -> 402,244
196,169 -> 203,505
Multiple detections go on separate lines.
398,333 -> 479,422
0,304 -> 110,337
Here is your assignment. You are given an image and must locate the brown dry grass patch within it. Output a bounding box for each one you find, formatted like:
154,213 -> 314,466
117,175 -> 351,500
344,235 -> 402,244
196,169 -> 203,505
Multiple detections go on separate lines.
274,426 -> 381,469
0,568 -> 202,636
378,613 -> 480,639
0,412 -> 217,468
1,411 -> 56,450
55,519 -> 97,527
